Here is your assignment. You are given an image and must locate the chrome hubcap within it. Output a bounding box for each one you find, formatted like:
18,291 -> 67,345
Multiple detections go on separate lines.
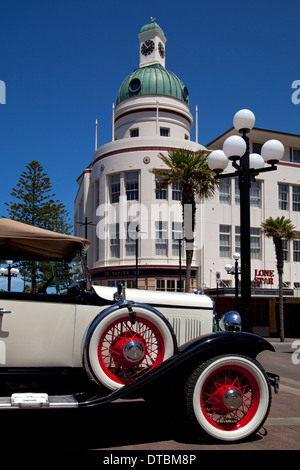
223,388 -> 243,410
123,340 -> 145,363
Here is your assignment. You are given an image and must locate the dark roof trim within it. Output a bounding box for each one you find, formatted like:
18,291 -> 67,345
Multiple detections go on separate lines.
206,127 -> 300,148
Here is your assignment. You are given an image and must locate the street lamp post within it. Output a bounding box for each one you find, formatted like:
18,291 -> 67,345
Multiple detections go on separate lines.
175,238 -> 184,292
225,252 -> 241,312
0,260 -> 19,292
77,217 -> 95,239
208,109 -> 284,332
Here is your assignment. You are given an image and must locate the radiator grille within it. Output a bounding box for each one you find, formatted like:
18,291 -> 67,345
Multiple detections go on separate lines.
167,315 -> 202,346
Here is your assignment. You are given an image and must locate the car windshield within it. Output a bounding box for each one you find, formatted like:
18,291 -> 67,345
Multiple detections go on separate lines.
67,254 -> 87,285
0,253 -> 88,294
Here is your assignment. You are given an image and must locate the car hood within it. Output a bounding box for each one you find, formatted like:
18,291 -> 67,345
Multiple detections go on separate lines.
92,285 -> 214,310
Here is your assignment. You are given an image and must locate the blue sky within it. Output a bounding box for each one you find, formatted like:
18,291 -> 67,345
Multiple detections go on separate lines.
0,0 -> 299,229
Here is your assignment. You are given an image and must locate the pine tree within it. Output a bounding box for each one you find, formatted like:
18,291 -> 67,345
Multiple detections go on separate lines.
5,160 -> 72,234
4,160 -> 73,292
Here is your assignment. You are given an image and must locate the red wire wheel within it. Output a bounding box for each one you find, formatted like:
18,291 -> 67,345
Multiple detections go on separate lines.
97,315 -> 166,386
186,355 -> 271,441
200,364 -> 259,431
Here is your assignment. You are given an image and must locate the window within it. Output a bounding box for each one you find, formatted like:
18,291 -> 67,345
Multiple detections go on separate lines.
155,175 -> 167,200
235,179 -> 240,205
155,221 -> 168,256
111,174 -> 120,203
126,223 -> 137,256
250,228 -> 261,259
282,239 -> 288,261
156,279 -> 165,291
252,142 -> 263,154
293,234 -> 300,262
94,180 -> 100,208
126,172 -> 139,200
130,128 -> 139,137
172,222 -> 182,256
250,180 -> 261,207
172,182 -> 181,201
220,178 -> 230,204
290,148 -> 300,163
235,227 -> 261,259
219,225 -> 231,258
108,280 -> 137,288
278,184 -> 288,210
235,179 -> 261,207
110,224 -> 120,258
235,226 -> 241,253
156,279 -> 184,292
160,127 -> 170,137
293,186 -> 300,212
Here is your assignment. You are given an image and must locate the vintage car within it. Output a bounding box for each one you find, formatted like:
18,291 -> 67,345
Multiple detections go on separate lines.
0,218 -> 279,442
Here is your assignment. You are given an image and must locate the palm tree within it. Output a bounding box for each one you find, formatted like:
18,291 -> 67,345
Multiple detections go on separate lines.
261,216 -> 296,341
150,149 -> 219,292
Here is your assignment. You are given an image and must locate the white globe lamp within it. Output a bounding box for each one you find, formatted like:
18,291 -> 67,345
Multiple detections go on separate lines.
261,139 -> 285,164
233,109 -> 255,132
223,135 -> 247,161
249,153 -> 265,170
207,150 -> 229,174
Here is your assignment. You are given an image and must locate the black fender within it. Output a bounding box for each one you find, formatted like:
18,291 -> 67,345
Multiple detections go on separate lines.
77,331 -> 274,407
178,330 -> 275,360
129,331 -> 274,395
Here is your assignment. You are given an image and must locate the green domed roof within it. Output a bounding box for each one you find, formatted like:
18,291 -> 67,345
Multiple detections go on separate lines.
116,64 -> 189,106
140,21 -> 164,36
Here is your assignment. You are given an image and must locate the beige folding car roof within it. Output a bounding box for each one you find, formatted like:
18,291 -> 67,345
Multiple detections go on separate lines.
0,218 -> 90,261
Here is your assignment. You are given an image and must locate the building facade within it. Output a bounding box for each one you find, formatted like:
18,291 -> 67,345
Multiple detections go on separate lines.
75,20 -> 205,292
205,127 -> 300,337
74,21 -> 300,337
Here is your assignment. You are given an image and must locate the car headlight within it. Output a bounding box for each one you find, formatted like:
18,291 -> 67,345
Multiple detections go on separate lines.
219,311 -> 242,332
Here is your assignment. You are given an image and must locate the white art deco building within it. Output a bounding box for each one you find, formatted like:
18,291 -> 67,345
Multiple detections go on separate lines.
75,20 -> 300,337
75,20 -> 205,292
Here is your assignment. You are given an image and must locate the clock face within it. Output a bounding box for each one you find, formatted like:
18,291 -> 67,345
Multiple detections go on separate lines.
158,42 -> 165,58
141,40 -> 155,56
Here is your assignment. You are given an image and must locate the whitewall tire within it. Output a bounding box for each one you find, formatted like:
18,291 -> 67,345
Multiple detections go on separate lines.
85,304 -> 176,391
185,354 -> 271,442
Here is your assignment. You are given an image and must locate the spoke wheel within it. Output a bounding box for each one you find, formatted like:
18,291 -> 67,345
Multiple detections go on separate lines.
186,355 -> 271,442
98,315 -> 165,385
85,305 -> 175,390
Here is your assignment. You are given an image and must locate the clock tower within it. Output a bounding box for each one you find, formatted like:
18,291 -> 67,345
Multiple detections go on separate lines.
138,18 -> 166,68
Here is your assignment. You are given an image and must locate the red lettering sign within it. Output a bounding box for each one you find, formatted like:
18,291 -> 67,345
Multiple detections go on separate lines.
254,269 -> 275,285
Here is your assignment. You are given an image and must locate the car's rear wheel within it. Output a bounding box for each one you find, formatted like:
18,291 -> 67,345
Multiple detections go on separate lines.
85,305 -> 176,390
185,354 -> 271,441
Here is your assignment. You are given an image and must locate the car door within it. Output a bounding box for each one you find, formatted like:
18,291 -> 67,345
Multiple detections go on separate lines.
0,293 -> 76,367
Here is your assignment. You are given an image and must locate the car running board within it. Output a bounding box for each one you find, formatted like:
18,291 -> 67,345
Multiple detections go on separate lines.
0,393 -> 78,409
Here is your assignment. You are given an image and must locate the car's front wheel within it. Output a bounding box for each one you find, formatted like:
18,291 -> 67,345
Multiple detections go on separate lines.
185,354 -> 271,442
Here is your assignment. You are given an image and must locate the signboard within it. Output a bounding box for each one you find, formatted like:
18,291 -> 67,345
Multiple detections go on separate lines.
254,269 -> 275,286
